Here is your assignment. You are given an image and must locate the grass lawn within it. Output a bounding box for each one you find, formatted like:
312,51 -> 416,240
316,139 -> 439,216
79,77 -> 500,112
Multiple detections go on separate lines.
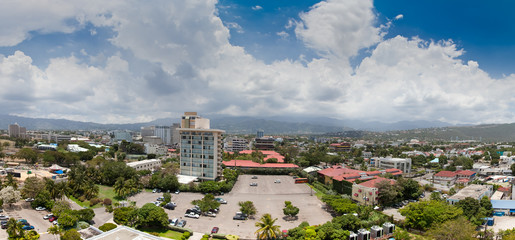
69,185 -> 125,208
139,226 -> 185,239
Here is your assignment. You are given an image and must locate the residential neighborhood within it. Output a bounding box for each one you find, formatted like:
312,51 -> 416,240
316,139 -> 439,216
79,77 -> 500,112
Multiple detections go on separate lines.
1,112 -> 515,240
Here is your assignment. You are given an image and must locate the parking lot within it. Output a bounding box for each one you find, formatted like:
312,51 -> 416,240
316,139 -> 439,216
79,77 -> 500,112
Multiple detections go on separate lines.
0,201 -> 55,240
130,175 -> 332,239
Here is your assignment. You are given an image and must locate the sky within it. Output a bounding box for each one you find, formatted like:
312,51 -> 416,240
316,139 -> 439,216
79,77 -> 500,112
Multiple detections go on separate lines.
1,0 -> 515,125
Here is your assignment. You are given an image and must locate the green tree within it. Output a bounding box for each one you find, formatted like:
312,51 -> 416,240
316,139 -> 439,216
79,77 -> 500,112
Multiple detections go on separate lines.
455,197 -> 484,225
283,201 -> 300,220
396,178 -> 422,200
113,207 -> 138,227
399,200 -> 463,230
47,225 -> 63,240
76,208 -> 95,222
6,218 -> 23,239
430,191 -> 442,201
51,200 -> 71,218
32,189 -> 53,210
4,174 -> 18,189
392,228 -> 412,240
321,195 -> 358,215
15,148 -> 38,164
480,195 -> 493,215
198,181 -> 221,193
425,216 -> 476,240
59,211 -> 79,229
255,213 -> 281,240
239,201 -> 257,218
376,180 -> 399,206
61,229 -> 82,240
21,176 -> 44,199
137,203 -> 169,228
163,192 -> 171,204
511,163 -> 515,176
191,194 -> 220,214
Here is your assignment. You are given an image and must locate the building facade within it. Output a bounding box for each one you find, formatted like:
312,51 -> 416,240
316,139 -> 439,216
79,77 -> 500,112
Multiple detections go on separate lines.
179,112 -> 224,181
8,123 -> 26,138
225,137 -> 249,152
155,125 -> 172,145
375,157 -> 411,174
126,159 -> 162,171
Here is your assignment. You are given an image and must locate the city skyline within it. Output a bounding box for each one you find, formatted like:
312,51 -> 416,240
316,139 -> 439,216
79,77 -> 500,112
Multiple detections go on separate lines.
1,0 -> 515,125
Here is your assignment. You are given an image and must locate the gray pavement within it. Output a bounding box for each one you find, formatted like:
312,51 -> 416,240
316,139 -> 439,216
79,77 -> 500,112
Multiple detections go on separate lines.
130,175 -> 332,239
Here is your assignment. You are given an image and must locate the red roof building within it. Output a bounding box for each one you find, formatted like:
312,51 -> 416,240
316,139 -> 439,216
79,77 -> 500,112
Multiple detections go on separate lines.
222,159 -> 298,169
352,177 -> 396,206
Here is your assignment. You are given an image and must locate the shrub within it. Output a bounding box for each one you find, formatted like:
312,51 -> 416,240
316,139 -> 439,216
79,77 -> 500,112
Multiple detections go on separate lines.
99,223 -> 117,232
103,198 -> 112,206
78,196 -> 86,202
90,198 -> 101,206
77,221 -> 90,230
150,232 -> 159,236
105,205 -> 113,213
181,231 -> 191,240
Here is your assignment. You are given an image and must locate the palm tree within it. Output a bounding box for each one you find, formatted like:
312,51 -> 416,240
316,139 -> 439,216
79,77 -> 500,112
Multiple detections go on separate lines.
255,213 -> 281,240
6,218 -> 23,238
48,225 -> 62,240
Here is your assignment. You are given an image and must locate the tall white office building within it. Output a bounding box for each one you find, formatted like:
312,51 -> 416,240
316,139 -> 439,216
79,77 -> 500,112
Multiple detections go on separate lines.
179,112 -> 224,181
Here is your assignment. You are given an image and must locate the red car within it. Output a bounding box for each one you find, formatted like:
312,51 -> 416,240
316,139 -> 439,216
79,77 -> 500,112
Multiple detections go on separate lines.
211,227 -> 219,234
48,216 -> 57,222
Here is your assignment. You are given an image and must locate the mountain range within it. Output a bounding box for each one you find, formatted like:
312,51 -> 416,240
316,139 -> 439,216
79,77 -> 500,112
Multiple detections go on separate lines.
0,114 -> 460,134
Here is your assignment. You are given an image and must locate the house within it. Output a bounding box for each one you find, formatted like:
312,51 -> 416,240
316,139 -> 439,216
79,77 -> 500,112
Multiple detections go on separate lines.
352,177 -> 395,206
222,160 -> 299,169
447,184 -> 493,205
433,171 -> 457,185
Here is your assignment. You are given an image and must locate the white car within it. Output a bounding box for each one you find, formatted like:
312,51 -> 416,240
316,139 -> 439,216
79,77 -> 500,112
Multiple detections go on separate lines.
53,220 -> 58,225
274,179 -> 281,183
25,198 -> 34,202
43,214 -> 54,220
206,211 -> 216,217
35,206 -> 46,211
184,212 -> 200,219
169,218 -> 179,226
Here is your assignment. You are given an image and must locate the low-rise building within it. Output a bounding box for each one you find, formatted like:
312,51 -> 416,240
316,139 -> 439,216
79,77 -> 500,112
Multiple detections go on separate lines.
374,157 -> 411,174
352,177 -> 395,206
144,144 -> 167,156
126,159 -> 161,171
447,184 -> 493,205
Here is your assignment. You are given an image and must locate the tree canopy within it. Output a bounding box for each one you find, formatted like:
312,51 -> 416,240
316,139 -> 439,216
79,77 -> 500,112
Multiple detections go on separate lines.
399,200 -> 463,230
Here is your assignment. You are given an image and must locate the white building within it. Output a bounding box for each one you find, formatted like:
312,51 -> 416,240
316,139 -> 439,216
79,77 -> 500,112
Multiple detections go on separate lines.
126,159 -> 162,171
155,126 -> 172,145
374,157 -> 411,174
179,112 -> 224,181
225,137 -> 249,152
67,144 -> 89,153
144,143 -> 167,156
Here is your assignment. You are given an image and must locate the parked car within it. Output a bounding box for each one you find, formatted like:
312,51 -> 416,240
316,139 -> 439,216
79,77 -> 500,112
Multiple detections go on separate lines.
43,214 -> 54,220
175,190 -> 180,194
25,198 -> 34,202
157,197 -> 164,201
35,206 -> 46,211
215,198 -> 227,204
251,176 -> 258,179
206,211 -> 216,217
169,218 -> 179,226
274,179 -> 281,183
22,225 -> 34,230
177,220 -> 187,227
0,215 -> 9,220
1,221 -> 7,229
233,214 -> 246,220
185,212 -> 200,219
48,216 -> 57,222
53,220 -> 58,225
250,182 -> 258,186
17,219 -> 28,224
211,227 -> 219,234
164,203 -> 176,210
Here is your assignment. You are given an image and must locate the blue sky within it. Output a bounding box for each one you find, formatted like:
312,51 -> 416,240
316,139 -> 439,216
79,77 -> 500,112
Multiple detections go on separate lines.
217,0 -> 515,78
1,0 -> 515,124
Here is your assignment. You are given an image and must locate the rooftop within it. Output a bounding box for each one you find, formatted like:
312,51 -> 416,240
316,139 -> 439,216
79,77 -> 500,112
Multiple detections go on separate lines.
88,226 -> 162,240
223,159 -> 298,168
358,177 -> 395,188
448,184 -> 492,201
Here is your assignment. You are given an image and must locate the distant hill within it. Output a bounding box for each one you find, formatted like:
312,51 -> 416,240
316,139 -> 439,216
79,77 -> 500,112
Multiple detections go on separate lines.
373,123 -> 515,142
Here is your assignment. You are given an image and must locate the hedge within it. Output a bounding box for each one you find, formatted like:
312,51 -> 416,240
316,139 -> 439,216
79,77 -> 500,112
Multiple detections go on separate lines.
168,225 -> 194,235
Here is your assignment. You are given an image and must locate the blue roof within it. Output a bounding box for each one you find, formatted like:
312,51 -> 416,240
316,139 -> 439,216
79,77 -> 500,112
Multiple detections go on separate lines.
430,158 -> 439,163
491,200 -> 515,209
